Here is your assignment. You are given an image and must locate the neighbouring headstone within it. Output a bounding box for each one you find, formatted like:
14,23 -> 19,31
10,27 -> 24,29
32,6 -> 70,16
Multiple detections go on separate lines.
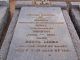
6,7 -> 78,60
0,6 -> 8,39
0,0 -> 9,6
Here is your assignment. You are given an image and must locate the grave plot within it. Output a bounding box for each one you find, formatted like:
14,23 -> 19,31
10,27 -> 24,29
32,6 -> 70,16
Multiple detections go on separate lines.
70,2 -> 80,38
7,7 -> 80,60
0,1 -> 80,60
6,7 -> 79,60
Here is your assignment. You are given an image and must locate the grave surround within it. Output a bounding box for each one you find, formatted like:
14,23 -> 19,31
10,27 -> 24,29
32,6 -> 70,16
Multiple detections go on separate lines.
6,7 -> 78,60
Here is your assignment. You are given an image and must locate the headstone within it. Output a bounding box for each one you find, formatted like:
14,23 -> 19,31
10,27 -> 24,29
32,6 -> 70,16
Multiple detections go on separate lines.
0,6 -> 8,39
6,7 -> 78,60
16,1 -> 67,9
0,0 -> 9,6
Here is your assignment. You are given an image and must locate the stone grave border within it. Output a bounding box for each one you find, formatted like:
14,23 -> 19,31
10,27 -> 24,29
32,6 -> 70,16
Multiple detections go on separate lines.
62,10 -> 80,60
0,9 -> 20,60
70,2 -> 80,38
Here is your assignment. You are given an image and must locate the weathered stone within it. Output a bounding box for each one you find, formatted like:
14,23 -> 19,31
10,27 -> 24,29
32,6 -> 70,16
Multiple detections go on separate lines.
6,7 -> 78,60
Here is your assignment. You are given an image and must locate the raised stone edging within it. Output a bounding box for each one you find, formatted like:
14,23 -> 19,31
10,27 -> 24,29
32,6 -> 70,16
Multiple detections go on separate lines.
70,8 -> 80,37
62,10 -> 80,60
0,9 -> 20,60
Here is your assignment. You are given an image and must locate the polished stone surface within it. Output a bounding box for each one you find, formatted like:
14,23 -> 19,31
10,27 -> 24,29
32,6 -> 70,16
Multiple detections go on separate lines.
7,7 -> 78,60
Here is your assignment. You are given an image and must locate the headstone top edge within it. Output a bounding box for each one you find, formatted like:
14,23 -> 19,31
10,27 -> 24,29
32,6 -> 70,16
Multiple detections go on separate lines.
16,1 -> 67,9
